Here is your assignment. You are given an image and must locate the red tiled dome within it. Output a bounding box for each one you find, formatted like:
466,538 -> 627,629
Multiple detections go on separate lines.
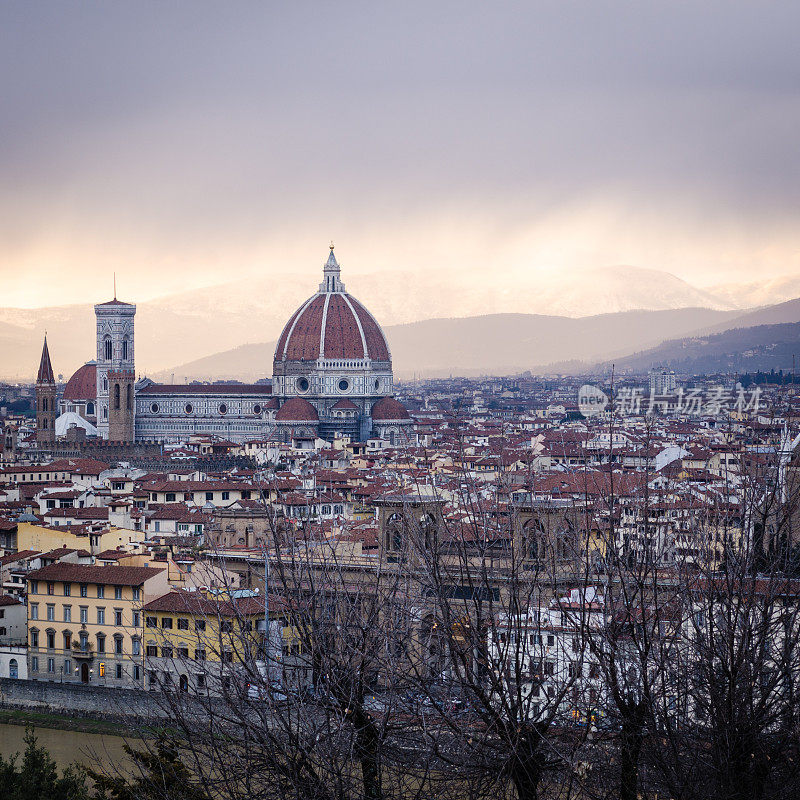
331,399 -> 359,411
63,363 -> 97,401
275,397 -> 319,422
275,293 -> 390,363
371,397 -> 410,421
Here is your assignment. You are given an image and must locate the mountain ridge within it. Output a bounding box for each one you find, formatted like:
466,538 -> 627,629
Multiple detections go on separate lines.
152,307 -> 749,381
0,264 -> 744,380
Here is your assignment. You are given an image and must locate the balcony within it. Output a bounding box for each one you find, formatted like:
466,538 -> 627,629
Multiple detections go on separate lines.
72,641 -> 94,660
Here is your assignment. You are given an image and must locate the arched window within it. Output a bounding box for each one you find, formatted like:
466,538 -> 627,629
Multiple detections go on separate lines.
42,418 -> 48,430
114,384 -> 121,410
524,519 -> 546,560
420,513 -> 437,550
104,337 -> 112,360
87,402 -> 94,415
122,336 -> 128,361
42,398 -> 48,412
555,522 -> 574,561
63,631 -> 72,650
126,384 -> 132,411
9,658 -> 18,679
386,512 -> 403,552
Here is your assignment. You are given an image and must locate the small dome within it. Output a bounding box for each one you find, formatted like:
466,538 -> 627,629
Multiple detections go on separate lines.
371,397 -> 410,421
331,399 -> 359,411
63,363 -> 97,401
276,397 -> 319,422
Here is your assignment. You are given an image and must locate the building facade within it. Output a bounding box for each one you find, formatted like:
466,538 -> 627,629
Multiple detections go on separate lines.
95,298 -> 136,442
51,247 -> 411,446
25,563 -> 168,687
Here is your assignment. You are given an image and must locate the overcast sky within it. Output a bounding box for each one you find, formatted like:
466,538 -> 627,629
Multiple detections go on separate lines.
1,1 -> 799,307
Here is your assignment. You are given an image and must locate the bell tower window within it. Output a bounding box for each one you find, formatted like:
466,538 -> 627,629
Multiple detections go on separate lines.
104,337 -> 112,361
122,336 -> 128,361
114,384 -> 121,410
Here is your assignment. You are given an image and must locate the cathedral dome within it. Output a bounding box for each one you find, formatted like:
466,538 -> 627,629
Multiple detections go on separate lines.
275,397 -> 319,422
63,363 -> 97,401
371,396 -> 411,420
274,248 -> 390,365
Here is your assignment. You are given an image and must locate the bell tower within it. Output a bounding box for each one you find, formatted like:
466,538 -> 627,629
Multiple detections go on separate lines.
95,293 -> 136,442
35,335 -> 57,447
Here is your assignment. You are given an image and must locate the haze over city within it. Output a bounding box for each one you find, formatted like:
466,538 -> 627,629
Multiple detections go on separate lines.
2,1 -> 800,311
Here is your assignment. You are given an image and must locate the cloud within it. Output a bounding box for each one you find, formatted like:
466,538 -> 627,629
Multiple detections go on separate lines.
1,1 -> 799,307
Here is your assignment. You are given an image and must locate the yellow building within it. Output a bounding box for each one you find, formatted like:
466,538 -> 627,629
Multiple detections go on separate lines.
141,589 -> 301,694
26,562 -> 169,687
17,521 -> 146,557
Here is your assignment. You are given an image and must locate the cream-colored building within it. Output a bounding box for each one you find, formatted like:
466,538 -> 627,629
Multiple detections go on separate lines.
26,562 -> 168,687
17,521 -> 146,557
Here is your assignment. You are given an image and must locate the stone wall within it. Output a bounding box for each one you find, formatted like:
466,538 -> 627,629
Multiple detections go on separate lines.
0,677 -> 168,723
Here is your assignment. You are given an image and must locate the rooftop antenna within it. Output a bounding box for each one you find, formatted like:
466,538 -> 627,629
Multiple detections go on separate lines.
113,272 -> 117,300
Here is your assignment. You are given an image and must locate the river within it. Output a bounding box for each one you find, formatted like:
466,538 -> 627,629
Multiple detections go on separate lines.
0,721 -> 134,774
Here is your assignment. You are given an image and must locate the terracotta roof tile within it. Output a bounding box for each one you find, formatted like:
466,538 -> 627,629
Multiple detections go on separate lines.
27,562 -> 165,585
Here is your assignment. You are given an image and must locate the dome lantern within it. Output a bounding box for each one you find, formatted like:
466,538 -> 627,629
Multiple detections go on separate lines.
320,243 -> 345,293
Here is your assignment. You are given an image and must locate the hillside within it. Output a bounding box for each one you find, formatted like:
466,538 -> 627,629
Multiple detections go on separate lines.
0,264 -> 739,381
154,307 -> 744,381
602,322 -> 800,375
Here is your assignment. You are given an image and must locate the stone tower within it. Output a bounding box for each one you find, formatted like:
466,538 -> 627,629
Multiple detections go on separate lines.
107,368 -> 136,442
35,335 -> 57,447
95,295 -> 136,442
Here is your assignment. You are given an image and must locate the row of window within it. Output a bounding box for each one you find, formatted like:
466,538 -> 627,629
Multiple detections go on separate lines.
30,628 -> 140,655
30,603 -> 137,626
144,616 -> 247,633
145,645 -> 216,661
153,490 -> 246,502
30,656 -> 139,682
30,581 -> 139,600
146,616 -> 202,630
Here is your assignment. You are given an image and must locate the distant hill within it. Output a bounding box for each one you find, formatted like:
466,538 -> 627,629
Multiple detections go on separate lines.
702,297 -> 800,333
155,307 -> 744,381
0,264 -> 739,381
602,321 -> 800,375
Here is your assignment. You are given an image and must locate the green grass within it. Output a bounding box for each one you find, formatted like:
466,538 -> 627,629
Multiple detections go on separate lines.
0,708 -> 136,736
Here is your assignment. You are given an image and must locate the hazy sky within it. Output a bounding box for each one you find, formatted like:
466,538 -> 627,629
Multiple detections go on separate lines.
2,1 -> 799,307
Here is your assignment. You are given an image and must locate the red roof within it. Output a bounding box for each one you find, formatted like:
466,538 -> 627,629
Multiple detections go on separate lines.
275,397 -> 319,422
331,399 -> 359,410
63,363 -> 97,401
95,298 -> 134,307
371,396 -> 410,421
274,292 -> 390,363
143,589 -> 284,616
27,562 -> 164,586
